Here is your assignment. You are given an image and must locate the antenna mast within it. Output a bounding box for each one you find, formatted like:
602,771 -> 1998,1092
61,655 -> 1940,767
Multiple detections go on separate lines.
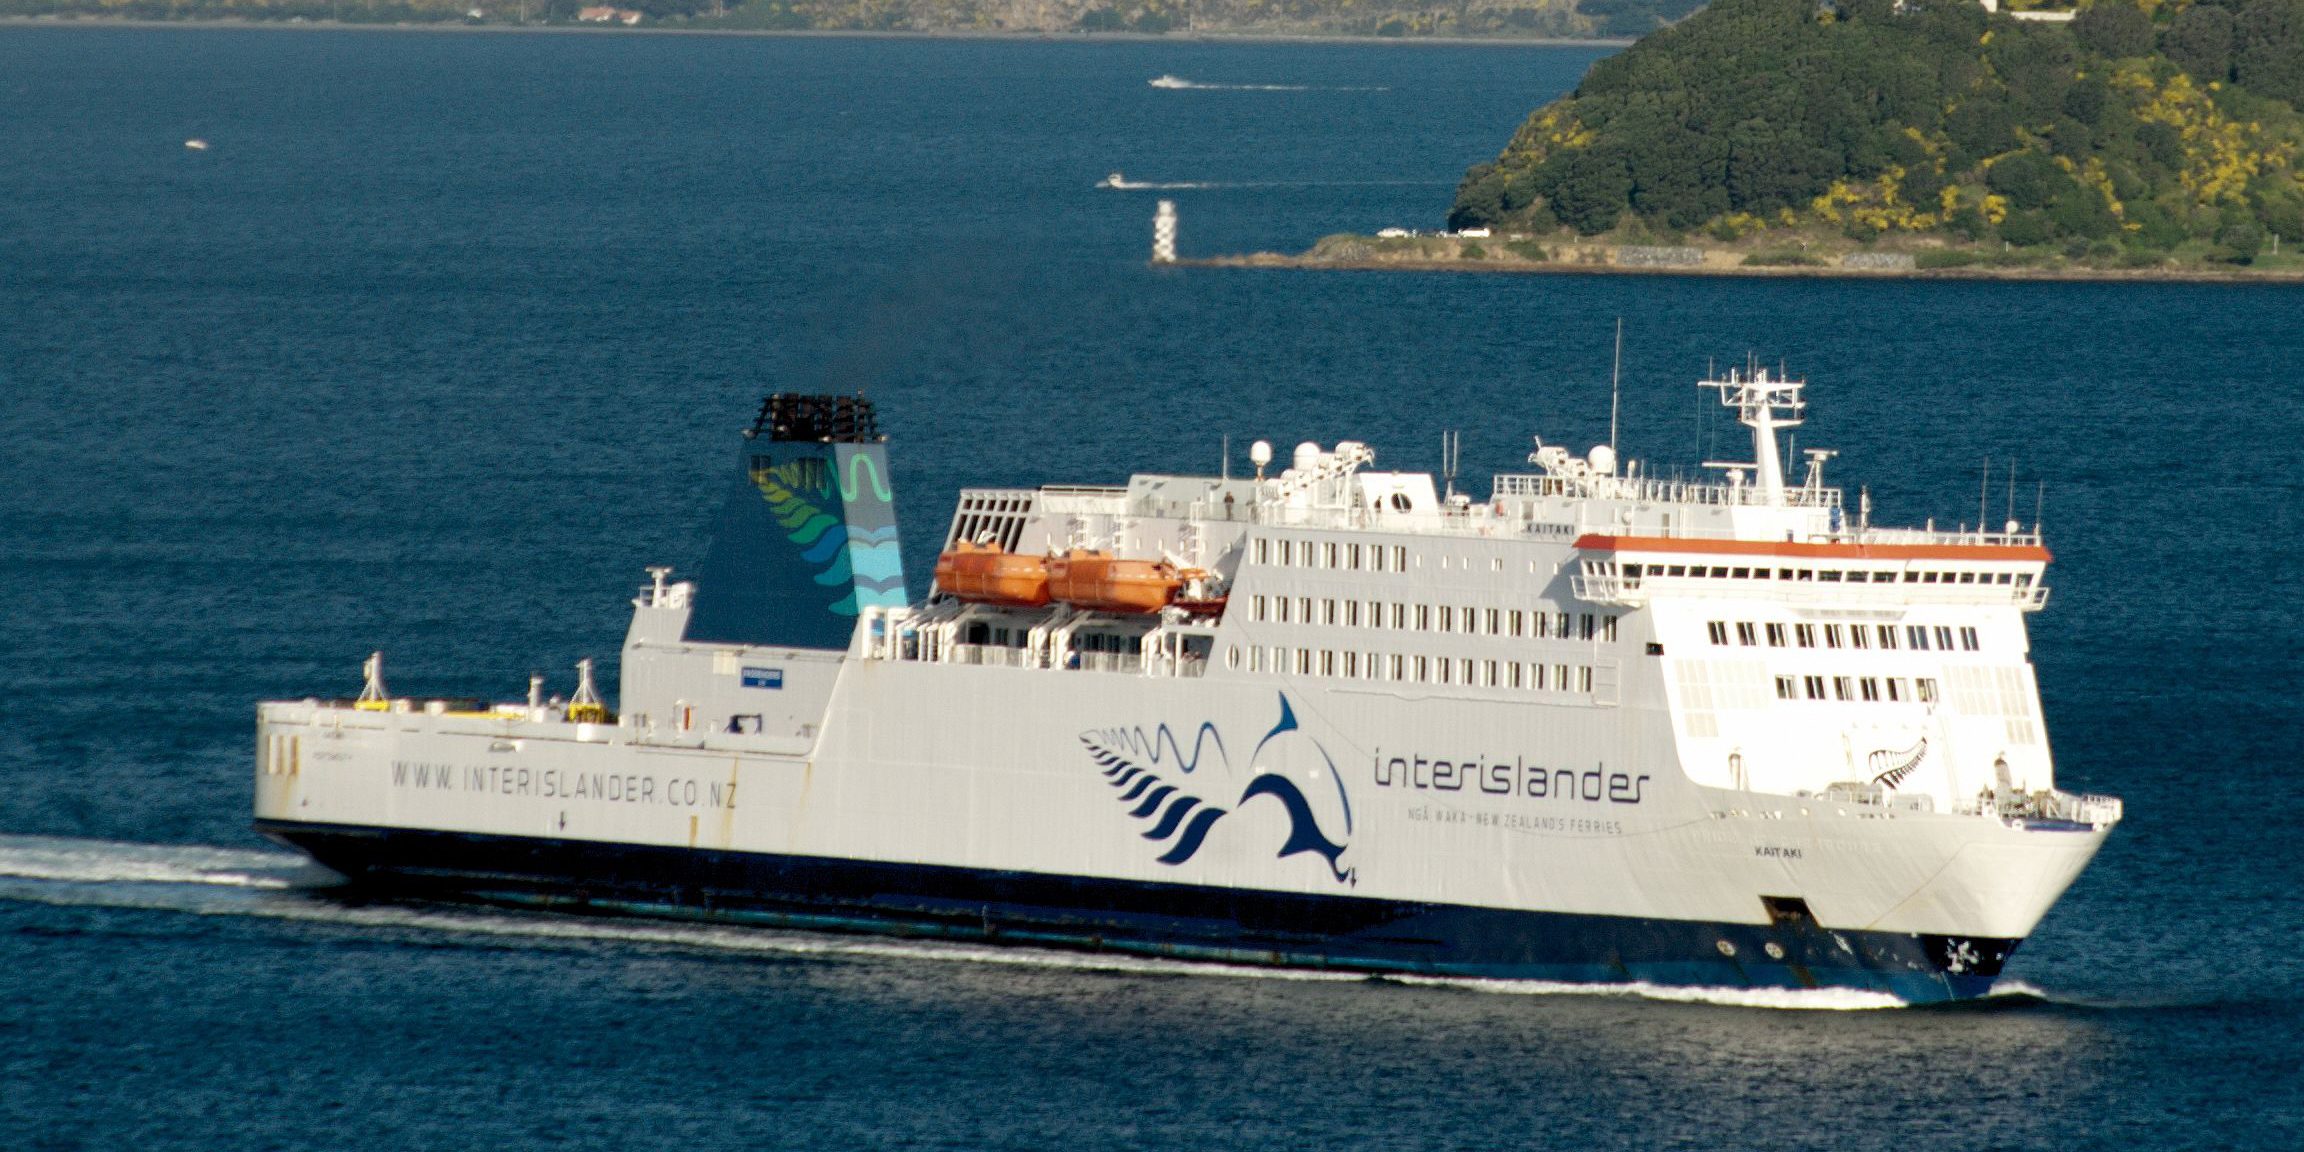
1608,318 -> 1623,461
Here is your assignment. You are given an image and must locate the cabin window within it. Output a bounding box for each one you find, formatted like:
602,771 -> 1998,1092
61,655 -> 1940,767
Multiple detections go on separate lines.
1766,623 -> 1788,647
1320,599 -> 1335,625
1391,603 -> 1407,629
1795,624 -> 1817,648
1877,625 -> 1899,649
1557,612 -> 1573,639
1824,624 -> 1845,650
1832,676 -> 1854,701
1820,570 -> 1843,583
1249,647 -> 1264,672
1394,546 -> 1408,571
1486,608 -> 1501,636
1295,649 -> 1312,675
1226,647 -> 1240,670
1341,651 -> 1357,677
1922,571 -> 1940,584
1477,660 -> 1494,687
1438,606 -> 1455,632
1666,565 -> 1686,577
1935,626 -> 1955,650
1850,626 -> 1870,650
1251,595 -> 1266,622
1907,625 -> 1930,650
1509,610 -> 1525,638
1578,666 -> 1593,692
1415,656 -> 1431,683
1736,622 -> 1759,646
1887,678 -> 1905,702
1390,654 -> 1405,681
1917,678 -> 1940,703
1708,622 -> 1729,645
1279,540 -> 1293,566
1254,539 -> 1269,565
1958,572 -> 1977,584
1531,664 -> 1548,690
1903,570 -> 1920,583
1581,614 -> 1596,640
1349,544 -> 1363,570
1299,597 -> 1314,623
1803,675 -> 1826,700
1731,567 -> 1751,579
1604,616 -> 1619,643
1320,650 -> 1336,676
1960,626 -> 1981,651
1557,664 -> 1572,691
1371,547 -> 1386,573
1324,542 -> 1339,569
1269,646 -> 1284,672
1775,676 -> 1797,700
1276,598 -> 1291,624
1860,677 -> 1881,702
1345,600 -> 1361,627
1300,544 -> 1315,569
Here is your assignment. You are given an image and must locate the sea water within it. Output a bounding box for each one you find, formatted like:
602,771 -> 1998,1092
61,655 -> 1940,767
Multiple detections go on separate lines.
0,25 -> 2298,1150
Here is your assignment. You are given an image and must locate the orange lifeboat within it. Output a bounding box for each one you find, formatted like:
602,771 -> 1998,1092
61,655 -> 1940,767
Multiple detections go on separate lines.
934,542 -> 1051,607
1047,550 -> 1182,615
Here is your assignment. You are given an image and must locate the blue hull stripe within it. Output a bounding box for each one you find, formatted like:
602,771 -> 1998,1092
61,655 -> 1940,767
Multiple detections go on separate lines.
254,819 -> 2012,1003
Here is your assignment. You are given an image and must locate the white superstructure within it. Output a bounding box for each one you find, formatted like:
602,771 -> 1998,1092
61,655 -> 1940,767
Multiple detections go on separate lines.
255,374 -> 2120,1001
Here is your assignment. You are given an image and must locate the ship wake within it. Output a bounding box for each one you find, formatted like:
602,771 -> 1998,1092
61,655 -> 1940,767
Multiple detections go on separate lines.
0,835 -> 2105,1013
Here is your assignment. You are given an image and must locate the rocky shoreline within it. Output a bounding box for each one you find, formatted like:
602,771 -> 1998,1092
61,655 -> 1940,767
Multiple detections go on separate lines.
1180,234 -> 2304,284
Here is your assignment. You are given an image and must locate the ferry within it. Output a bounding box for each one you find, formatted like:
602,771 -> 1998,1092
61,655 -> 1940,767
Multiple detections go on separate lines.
253,374 -> 2121,1002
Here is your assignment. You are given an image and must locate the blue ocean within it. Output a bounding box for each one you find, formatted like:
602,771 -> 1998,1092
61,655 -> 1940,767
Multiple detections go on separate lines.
2,24 -> 2300,1149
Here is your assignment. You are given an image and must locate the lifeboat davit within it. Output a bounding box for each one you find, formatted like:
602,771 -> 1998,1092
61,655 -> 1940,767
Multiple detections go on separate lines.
1047,550 -> 1182,615
934,542 -> 1051,607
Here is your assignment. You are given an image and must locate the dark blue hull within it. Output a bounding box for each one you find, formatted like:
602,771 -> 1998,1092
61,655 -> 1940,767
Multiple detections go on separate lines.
255,819 -> 2013,1004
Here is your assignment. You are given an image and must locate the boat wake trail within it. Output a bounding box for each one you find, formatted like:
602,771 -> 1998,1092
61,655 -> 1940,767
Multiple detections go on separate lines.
0,834 -> 315,890
0,836 -> 2088,1014
1149,74 -> 1387,91
1097,176 -> 1451,190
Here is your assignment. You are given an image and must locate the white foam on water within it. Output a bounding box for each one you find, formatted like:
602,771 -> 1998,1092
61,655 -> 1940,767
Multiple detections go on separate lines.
0,834 -> 311,890
1149,75 -> 1387,91
1390,973 -> 1911,1011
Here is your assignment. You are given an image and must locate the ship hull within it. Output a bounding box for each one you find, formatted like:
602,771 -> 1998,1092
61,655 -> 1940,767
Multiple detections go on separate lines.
258,817 -> 2010,1003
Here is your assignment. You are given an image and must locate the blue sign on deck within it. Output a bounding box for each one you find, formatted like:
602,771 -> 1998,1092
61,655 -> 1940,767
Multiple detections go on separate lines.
741,667 -> 784,690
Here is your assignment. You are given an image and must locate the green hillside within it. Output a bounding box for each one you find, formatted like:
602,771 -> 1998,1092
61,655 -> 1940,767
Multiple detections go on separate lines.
1449,0 -> 2304,264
